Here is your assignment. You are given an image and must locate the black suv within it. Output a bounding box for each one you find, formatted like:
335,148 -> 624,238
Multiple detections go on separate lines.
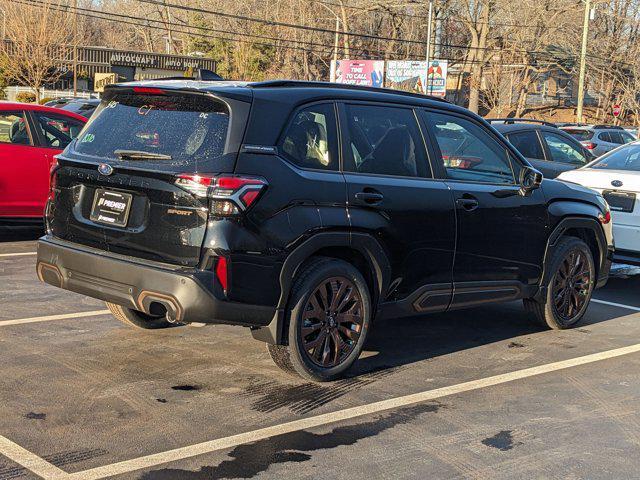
37,80 -> 614,381
489,119 -> 594,178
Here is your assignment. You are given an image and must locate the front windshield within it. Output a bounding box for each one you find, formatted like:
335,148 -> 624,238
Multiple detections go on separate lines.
591,143 -> 640,171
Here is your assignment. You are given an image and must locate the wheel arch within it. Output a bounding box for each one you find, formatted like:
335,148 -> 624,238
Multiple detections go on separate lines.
539,212 -> 609,298
251,231 -> 391,345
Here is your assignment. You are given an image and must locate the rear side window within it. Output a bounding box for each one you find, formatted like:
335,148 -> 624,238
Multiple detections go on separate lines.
608,131 -> 624,144
506,131 -> 544,160
541,132 -> 587,165
280,103 -> 338,170
34,113 -> 84,149
75,93 -> 229,168
427,112 -> 515,184
564,129 -> 594,141
343,104 -> 430,178
0,112 -> 31,145
598,132 -> 612,143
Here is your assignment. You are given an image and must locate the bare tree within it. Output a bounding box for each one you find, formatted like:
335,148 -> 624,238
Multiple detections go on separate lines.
0,0 -> 75,101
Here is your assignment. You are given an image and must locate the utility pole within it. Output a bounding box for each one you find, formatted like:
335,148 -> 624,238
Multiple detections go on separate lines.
72,0 -> 78,97
331,16 -> 339,82
424,0 -> 434,94
576,0 -> 591,123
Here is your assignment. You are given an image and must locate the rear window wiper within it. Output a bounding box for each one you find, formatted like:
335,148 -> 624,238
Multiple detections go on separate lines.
114,149 -> 172,161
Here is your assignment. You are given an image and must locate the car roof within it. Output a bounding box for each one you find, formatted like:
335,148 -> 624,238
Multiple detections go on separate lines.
0,101 -> 88,122
105,79 -> 466,113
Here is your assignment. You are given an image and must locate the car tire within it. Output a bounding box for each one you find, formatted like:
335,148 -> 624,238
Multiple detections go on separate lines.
105,302 -> 178,329
267,257 -> 372,382
524,237 -> 596,330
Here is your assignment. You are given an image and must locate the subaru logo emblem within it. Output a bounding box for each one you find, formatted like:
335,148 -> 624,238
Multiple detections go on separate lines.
98,163 -> 114,176
611,180 -> 623,188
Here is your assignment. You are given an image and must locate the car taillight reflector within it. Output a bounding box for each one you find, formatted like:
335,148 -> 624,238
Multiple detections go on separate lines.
215,256 -> 228,293
175,173 -> 267,216
583,142 -> 597,150
599,210 -> 611,224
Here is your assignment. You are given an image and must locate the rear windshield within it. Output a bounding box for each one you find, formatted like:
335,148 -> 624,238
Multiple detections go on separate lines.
591,144 -> 640,171
75,92 -> 229,168
563,129 -> 594,141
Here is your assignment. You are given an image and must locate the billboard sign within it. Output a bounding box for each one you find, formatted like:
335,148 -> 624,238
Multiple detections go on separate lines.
330,60 -> 384,87
385,60 -> 428,94
425,60 -> 448,97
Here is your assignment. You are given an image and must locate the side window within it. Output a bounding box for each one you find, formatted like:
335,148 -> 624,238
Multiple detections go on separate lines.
280,103 -> 338,170
621,131 -> 635,144
541,132 -> 587,165
608,131 -> 624,145
343,104 -> 430,177
427,112 -> 515,184
34,113 -> 84,149
0,111 -> 32,145
598,132 -> 611,143
506,131 -> 545,160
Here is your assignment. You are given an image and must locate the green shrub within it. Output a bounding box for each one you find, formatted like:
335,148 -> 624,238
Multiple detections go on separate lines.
15,91 -> 36,103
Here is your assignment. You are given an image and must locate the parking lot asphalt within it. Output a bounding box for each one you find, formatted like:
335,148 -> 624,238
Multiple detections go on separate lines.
1,226 -> 640,480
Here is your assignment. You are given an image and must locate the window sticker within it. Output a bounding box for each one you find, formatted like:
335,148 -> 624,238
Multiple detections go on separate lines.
81,133 -> 95,143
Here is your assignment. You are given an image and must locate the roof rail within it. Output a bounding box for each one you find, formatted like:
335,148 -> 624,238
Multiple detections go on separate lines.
143,69 -> 224,82
486,118 -> 557,127
592,124 -> 624,130
249,80 -> 450,103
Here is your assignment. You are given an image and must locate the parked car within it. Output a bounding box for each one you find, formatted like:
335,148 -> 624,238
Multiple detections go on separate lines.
0,102 -> 87,222
489,119 -> 593,178
561,125 -> 635,157
57,98 -> 101,119
558,141 -> 640,266
37,80 -> 613,381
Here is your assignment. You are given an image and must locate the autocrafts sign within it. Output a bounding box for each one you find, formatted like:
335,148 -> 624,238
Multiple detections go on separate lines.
330,60 -> 384,87
110,52 -> 158,67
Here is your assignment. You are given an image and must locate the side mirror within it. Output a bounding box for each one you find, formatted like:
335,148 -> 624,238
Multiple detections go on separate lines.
520,166 -> 543,195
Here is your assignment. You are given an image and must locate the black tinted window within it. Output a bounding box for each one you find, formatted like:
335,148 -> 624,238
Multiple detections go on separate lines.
598,132 -> 612,142
343,104 -> 429,177
609,131 -> 624,144
0,112 -> 31,145
506,131 -> 544,160
428,112 -> 515,184
34,113 -> 84,149
76,93 -> 229,168
280,103 -> 337,170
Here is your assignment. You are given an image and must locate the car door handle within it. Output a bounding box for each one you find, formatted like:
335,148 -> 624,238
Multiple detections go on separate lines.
355,190 -> 384,205
456,197 -> 479,211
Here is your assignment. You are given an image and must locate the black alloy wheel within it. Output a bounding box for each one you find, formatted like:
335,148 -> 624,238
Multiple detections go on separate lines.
300,276 -> 364,368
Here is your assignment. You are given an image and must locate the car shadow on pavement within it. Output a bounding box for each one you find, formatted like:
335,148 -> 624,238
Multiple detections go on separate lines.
350,300 -> 626,377
0,225 -> 43,243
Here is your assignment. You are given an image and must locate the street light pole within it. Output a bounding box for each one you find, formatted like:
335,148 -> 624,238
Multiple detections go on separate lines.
72,0 -> 78,97
425,0 -> 434,94
576,0 -> 591,123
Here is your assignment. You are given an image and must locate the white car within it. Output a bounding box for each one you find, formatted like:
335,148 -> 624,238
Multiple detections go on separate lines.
558,141 -> 640,266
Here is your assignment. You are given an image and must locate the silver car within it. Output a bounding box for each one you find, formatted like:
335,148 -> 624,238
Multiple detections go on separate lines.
560,125 -> 635,157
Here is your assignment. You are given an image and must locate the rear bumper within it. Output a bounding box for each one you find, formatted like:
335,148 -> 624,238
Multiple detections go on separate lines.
36,236 -> 275,326
613,249 -> 640,267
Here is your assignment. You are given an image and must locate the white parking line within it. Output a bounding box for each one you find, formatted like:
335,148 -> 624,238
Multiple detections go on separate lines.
45,342 -> 640,480
0,252 -> 36,258
592,298 -> 640,312
0,434 -> 68,479
0,310 -> 110,327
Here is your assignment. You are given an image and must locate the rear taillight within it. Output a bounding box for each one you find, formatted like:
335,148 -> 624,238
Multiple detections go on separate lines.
582,142 -> 597,150
599,210 -> 611,224
175,174 -> 267,216
133,87 -> 166,95
48,156 -> 60,202
215,256 -> 228,294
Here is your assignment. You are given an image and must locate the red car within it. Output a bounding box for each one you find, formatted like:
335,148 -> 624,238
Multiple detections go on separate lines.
0,102 -> 87,222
